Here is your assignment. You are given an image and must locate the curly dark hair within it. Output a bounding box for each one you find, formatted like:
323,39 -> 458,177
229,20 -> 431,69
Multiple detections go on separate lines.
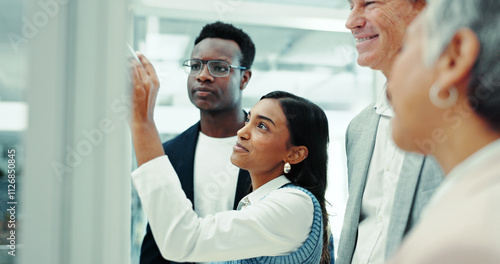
194,21 -> 256,70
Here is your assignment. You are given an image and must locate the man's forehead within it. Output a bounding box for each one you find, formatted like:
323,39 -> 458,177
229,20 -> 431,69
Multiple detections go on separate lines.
191,38 -> 241,59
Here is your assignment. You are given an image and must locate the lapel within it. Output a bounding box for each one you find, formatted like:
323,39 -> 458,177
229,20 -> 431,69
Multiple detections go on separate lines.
163,123 -> 200,205
337,106 -> 380,263
385,152 -> 425,257
346,106 -> 380,223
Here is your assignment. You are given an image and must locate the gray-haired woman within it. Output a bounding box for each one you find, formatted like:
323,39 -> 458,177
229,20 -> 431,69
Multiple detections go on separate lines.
386,0 -> 500,263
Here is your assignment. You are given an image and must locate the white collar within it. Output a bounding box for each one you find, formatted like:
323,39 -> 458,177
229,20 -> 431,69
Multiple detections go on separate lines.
375,85 -> 394,117
238,176 -> 291,209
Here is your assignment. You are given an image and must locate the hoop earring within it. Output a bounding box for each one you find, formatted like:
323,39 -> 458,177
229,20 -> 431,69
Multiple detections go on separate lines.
284,163 -> 291,174
429,84 -> 458,109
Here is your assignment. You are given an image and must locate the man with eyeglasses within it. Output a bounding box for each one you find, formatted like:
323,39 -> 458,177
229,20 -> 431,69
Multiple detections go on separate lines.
183,59 -> 247,78
140,21 -> 254,264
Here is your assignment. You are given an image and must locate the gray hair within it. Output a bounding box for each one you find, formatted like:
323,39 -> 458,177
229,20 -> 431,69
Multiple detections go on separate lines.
424,0 -> 500,131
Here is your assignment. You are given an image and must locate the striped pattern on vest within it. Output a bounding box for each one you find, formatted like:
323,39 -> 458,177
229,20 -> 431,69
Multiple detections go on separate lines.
212,183 -> 323,264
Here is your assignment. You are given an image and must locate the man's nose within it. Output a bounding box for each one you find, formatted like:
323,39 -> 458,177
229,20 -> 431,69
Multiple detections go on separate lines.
196,64 -> 214,82
345,6 -> 365,31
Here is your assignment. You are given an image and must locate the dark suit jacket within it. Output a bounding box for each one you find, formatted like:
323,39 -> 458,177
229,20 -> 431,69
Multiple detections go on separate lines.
140,122 -> 251,264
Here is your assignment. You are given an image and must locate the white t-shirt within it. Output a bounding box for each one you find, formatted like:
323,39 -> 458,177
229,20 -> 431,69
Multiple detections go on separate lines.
193,132 -> 240,217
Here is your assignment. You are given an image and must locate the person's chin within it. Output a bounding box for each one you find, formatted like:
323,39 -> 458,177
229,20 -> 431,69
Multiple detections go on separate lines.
356,48 -> 387,69
393,128 -> 421,154
391,123 -> 406,148
193,100 -> 216,111
356,55 -> 377,69
229,155 -> 239,168
230,154 -> 246,169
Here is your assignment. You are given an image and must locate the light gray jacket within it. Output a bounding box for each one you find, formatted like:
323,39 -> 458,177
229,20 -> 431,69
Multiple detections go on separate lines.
335,105 -> 443,264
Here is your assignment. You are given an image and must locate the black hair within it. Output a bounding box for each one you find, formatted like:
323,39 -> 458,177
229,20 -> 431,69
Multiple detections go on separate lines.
194,21 -> 256,70
260,91 -> 331,263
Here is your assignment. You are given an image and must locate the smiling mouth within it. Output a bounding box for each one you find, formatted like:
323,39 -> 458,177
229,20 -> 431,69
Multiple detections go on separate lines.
234,143 -> 249,152
356,35 -> 379,43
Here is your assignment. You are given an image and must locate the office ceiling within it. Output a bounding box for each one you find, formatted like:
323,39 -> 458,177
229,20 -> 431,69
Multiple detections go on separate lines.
0,0 -> 376,112
246,0 -> 349,9
132,0 -> 375,111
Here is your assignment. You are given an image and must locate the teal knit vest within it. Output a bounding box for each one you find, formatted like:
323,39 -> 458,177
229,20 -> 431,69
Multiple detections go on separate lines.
212,184 -> 323,264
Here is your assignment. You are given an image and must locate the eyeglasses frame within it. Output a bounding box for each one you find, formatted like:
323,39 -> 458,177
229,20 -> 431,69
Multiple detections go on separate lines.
182,59 -> 248,77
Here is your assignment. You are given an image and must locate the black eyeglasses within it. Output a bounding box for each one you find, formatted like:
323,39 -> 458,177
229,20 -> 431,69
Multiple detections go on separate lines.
182,59 -> 247,77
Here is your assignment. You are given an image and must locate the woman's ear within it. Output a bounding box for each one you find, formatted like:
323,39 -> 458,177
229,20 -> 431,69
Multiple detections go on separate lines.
286,146 -> 309,165
240,70 -> 252,90
435,28 -> 480,91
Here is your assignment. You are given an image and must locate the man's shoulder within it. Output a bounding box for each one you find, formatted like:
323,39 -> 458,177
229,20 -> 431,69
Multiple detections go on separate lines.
345,103 -> 378,138
349,103 -> 377,126
162,122 -> 200,150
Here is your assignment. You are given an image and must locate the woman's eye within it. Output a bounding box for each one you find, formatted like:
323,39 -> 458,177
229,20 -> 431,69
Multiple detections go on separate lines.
257,122 -> 268,130
245,117 -> 250,123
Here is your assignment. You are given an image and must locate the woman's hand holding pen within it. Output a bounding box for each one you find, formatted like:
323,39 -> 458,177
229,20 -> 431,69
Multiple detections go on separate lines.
130,53 -> 160,126
129,53 -> 164,166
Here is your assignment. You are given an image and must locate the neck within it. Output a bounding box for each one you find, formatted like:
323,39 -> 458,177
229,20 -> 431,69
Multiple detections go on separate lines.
248,165 -> 285,191
249,174 -> 281,191
432,116 -> 500,175
382,68 -> 390,80
199,108 -> 246,138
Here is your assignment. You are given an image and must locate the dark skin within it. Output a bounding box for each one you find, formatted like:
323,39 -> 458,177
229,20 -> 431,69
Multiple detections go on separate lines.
130,44 -> 251,165
130,54 -> 307,190
187,38 -> 252,137
199,109 -> 246,138
130,54 -> 163,166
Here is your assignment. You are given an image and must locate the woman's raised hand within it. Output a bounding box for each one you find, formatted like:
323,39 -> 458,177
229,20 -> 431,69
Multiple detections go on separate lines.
130,53 -> 160,126
129,53 -> 164,166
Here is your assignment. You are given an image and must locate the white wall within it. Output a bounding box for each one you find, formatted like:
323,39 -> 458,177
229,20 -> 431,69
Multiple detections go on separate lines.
19,0 -> 132,263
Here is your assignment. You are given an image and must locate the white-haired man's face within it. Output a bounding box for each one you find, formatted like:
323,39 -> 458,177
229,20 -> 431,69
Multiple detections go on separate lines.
346,0 -> 425,77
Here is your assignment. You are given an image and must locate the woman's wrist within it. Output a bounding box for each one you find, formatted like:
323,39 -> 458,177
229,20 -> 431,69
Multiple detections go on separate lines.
131,121 -> 164,166
132,119 -> 157,132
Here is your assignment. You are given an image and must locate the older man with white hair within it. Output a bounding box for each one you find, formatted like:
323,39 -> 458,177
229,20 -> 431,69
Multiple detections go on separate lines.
336,0 -> 444,263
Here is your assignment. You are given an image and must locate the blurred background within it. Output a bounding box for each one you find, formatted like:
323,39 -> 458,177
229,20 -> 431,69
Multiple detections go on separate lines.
0,0 -> 385,263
